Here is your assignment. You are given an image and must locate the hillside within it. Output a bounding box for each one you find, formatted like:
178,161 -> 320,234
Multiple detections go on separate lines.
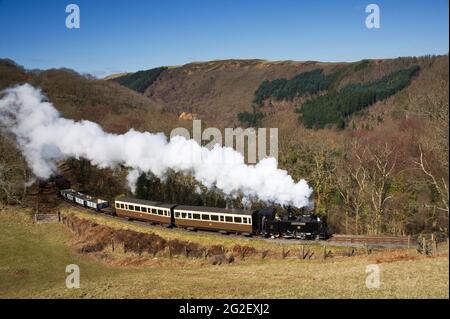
109,57 -> 443,130
0,59 -> 182,135
0,56 -> 448,237
140,59 -> 343,127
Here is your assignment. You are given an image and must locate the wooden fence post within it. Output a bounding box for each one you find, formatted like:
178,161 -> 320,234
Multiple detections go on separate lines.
431,234 -> 437,255
407,235 -> 411,249
422,237 -> 427,255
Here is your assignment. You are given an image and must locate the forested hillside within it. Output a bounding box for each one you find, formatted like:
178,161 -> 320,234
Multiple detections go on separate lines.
112,67 -> 167,93
297,65 -> 420,128
1,55 -> 448,237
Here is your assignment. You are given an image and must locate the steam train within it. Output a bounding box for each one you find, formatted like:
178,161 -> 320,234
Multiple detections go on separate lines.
59,189 -> 328,240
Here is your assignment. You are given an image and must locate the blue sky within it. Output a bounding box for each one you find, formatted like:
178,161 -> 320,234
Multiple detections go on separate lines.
0,0 -> 448,77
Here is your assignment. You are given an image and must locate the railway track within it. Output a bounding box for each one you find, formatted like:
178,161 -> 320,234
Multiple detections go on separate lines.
57,198 -> 413,248
329,234 -> 413,247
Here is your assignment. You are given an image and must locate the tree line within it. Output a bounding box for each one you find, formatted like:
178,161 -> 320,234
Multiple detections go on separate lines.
112,67 -> 167,93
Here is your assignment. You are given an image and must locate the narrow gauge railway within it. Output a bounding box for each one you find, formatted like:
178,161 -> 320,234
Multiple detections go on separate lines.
59,189 -> 328,240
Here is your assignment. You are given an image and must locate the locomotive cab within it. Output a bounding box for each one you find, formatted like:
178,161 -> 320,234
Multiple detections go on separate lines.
253,208 -> 276,236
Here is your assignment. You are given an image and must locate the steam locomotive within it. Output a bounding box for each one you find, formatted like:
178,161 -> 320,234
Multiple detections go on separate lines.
59,189 -> 328,240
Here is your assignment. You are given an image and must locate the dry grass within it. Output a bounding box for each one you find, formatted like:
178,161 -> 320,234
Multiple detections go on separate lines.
0,206 -> 448,299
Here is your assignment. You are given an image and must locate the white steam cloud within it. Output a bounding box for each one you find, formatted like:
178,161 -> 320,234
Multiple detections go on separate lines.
0,84 -> 313,208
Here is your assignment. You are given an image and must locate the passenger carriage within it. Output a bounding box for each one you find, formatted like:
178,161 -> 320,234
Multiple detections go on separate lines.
114,197 -> 175,225
173,205 -> 256,235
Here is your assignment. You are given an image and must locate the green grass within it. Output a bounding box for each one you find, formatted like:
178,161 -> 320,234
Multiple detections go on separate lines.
0,206 -> 448,298
0,206 -> 123,298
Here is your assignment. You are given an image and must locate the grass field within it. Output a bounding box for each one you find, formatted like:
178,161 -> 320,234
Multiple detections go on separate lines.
0,206 -> 448,298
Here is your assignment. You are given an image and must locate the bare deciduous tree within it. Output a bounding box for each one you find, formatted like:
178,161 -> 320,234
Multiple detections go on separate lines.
415,146 -> 449,216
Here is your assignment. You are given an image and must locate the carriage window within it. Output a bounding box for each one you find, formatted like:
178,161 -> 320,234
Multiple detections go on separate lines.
164,210 -> 168,216
175,212 -> 180,218
242,217 -> 248,224
152,208 -> 156,214
193,213 -> 200,220
116,203 -> 120,208
234,217 -> 242,223
157,210 -> 163,215
125,205 -> 128,210
129,205 -> 134,211
120,203 -> 124,209
201,214 -> 210,220
225,216 -> 233,223
211,215 -> 219,221
142,207 -> 147,213
135,205 -> 140,211
181,212 -> 186,218
219,216 -> 225,222
188,213 -> 192,219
